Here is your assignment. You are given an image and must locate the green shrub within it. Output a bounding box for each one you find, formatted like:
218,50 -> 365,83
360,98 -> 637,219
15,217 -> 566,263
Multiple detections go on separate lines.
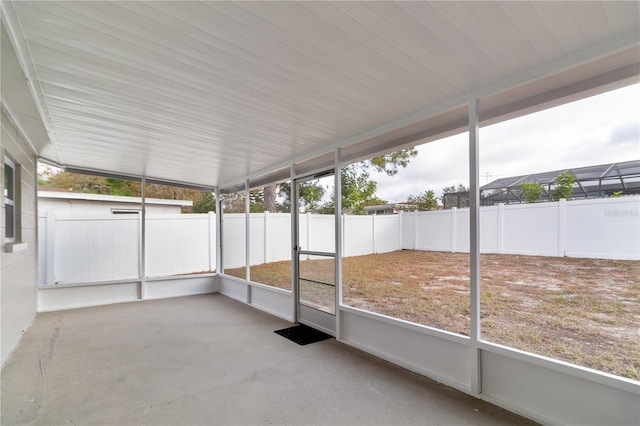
551,172 -> 576,201
520,181 -> 543,203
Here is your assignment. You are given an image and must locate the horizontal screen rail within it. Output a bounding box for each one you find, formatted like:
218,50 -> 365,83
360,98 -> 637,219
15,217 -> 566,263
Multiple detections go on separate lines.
297,250 -> 335,257
299,277 -> 336,287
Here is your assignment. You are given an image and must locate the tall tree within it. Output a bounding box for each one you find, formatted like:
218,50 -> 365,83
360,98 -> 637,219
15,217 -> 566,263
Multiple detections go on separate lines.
263,185 -> 277,213
277,181 -> 324,213
41,147 -> 417,215
40,170 -> 209,212
338,163 -> 378,214
192,192 -> 216,213
337,148 -> 418,214
408,189 -> 439,211
369,148 -> 418,176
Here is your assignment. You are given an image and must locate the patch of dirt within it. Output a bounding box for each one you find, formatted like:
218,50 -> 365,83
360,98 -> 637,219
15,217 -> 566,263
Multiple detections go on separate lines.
229,250 -> 640,380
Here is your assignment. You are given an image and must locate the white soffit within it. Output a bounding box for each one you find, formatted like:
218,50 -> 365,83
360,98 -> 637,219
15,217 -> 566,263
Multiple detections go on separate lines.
3,1 -> 639,189
0,22 -> 51,155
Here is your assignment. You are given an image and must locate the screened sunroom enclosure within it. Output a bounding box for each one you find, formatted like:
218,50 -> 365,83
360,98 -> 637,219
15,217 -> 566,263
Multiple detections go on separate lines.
2,2 -> 639,425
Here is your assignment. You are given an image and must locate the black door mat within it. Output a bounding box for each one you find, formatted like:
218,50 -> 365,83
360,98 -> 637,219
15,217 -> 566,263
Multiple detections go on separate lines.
274,324 -> 333,345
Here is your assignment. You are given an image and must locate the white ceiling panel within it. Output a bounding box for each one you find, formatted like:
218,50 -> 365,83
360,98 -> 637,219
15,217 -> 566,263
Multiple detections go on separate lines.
2,1 -> 639,189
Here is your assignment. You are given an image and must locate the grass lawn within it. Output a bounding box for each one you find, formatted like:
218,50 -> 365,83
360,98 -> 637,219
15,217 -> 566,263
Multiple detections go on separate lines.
226,250 -> 640,380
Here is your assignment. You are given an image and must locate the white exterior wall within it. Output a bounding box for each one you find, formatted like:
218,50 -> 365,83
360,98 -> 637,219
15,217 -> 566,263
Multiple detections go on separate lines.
1,108 -> 38,366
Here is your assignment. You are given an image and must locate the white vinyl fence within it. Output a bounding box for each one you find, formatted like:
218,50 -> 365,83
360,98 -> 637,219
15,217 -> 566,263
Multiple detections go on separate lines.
38,212 -> 216,286
38,197 -> 639,285
401,197 -> 639,260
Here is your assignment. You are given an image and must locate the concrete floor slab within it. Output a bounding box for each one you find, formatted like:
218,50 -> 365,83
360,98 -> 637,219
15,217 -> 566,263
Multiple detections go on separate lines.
2,294 -> 537,425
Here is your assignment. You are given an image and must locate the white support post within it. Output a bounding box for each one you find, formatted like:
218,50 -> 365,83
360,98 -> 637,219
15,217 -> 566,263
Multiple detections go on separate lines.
290,165 -> 298,323
245,180 -> 251,303
335,149 -> 343,341
216,188 -> 223,274
45,210 -> 55,286
469,99 -> 482,395
140,177 -> 146,300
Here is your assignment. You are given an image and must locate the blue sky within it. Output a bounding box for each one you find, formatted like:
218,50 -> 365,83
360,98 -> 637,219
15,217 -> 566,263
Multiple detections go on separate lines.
373,83 -> 640,203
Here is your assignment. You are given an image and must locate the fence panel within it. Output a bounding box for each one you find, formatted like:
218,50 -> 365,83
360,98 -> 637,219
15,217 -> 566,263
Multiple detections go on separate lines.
146,214 -> 212,277
39,198 -> 640,286
414,210 -> 453,252
479,206 -> 499,253
222,213 -> 246,269
401,212 -> 416,249
344,215 -> 373,257
250,214 -> 266,265
454,208 -> 470,253
265,213 -> 292,263
374,215 -> 402,254
565,197 -> 640,260
306,213 -> 335,253
502,203 -> 559,256
54,215 -> 139,284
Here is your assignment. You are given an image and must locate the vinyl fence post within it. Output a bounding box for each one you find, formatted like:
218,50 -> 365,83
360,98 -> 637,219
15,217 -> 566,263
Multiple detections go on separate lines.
451,207 -> 458,253
413,211 -> 418,250
371,213 -> 376,254
497,203 -> 505,254
45,210 -> 56,286
398,211 -> 403,250
558,198 -> 567,257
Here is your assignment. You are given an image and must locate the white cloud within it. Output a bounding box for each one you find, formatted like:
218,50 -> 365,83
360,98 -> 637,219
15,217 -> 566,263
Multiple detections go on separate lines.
372,83 -> 640,204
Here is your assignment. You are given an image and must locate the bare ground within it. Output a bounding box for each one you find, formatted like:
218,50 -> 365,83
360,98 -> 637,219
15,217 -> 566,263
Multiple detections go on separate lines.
227,250 -> 640,380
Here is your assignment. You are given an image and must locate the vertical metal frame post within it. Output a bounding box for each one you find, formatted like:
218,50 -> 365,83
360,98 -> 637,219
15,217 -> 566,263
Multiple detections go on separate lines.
245,180 -> 251,303
469,99 -> 482,394
140,176 -> 146,300
216,188 -> 223,274
334,149 -> 343,340
290,165 -> 299,323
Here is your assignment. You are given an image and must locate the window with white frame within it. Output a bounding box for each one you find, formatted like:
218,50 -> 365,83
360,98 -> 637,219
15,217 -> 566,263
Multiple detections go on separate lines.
4,155 -> 16,242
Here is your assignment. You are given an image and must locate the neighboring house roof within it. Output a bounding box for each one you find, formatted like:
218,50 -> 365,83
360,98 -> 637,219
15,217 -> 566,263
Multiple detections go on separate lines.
364,202 -> 420,213
38,190 -> 193,207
